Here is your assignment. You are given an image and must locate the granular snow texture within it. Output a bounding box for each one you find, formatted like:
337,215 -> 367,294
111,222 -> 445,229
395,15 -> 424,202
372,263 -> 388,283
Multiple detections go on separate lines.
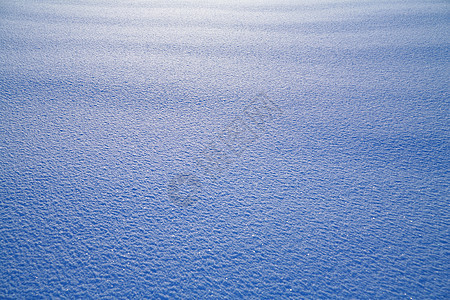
0,0 -> 449,298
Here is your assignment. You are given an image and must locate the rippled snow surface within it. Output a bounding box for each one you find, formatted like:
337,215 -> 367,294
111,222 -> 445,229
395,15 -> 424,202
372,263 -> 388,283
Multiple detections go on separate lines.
1,0 -> 449,298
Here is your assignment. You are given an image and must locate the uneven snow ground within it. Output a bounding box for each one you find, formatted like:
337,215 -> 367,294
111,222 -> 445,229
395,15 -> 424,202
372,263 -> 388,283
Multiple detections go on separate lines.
0,0 -> 449,298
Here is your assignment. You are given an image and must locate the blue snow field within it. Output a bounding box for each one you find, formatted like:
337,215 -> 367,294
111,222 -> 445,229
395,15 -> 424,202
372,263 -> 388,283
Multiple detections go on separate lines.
0,0 -> 449,298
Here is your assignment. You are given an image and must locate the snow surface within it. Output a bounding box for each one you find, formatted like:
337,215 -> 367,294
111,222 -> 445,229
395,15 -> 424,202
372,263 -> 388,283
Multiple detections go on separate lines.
0,0 -> 449,298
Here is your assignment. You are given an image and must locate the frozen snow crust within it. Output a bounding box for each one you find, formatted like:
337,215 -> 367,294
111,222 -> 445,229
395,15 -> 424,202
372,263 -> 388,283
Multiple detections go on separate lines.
0,0 -> 449,298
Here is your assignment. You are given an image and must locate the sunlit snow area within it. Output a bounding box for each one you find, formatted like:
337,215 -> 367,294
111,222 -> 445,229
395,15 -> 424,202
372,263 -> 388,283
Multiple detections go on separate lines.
0,0 -> 449,298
